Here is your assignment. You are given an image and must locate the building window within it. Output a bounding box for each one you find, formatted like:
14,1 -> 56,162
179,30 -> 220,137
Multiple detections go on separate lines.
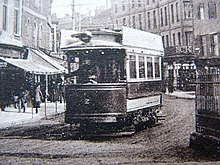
33,23 -> 38,48
176,2 -> 179,22
152,0 -> 155,3
34,0 -> 40,8
160,8 -> 163,27
171,4 -> 174,23
139,14 -> 142,30
201,35 -> 207,56
39,24 -> 44,47
173,33 -> 176,46
164,6 -> 168,26
147,12 -> 151,29
122,4 -> 125,11
26,19 -> 30,36
162,36 -> 165,47
138,0 -> 142,7
132,0 -> 135,8
197,3 -> 205,20
210,34 -> 219,56
25,19 -> 30,46
185,31 -> 193,46
166,35 -> 169,47
184,1 -> 193,19
208,2 -> 217,19
178,32 -> 181,45
116,20 -> 119,26
114,4 -> 118,13
2,0 -> 8,31
132,15 -> 136,29
26,0 -> 29,7
123,18 -> 126,26
147,0 -> 149,5
153,10 -> 157,28
14,0 -> 20,35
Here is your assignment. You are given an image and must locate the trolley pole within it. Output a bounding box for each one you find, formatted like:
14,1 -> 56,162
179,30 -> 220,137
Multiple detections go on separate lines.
72,0 -> 75,31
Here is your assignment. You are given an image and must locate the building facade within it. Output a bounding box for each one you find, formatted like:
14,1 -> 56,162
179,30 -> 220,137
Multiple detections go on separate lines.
193,0 -> 220,59
0,0 -> 23,58
0,0 -> 66,111
111,0 -> 196,91
0,0 -> 53,59
22,0 -> 53,51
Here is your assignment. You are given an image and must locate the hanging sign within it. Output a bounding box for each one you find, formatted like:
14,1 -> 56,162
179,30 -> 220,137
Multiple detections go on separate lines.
176,46 -> 193,54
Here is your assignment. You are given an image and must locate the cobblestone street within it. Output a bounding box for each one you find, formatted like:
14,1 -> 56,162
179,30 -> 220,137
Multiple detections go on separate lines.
0,95 -> 219,164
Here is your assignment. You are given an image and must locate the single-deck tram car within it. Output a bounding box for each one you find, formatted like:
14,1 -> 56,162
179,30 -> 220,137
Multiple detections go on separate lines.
63,27 -> 165,136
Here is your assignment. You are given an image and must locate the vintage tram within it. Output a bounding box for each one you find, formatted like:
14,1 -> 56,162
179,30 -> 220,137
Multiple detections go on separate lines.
63,27 -> 165,135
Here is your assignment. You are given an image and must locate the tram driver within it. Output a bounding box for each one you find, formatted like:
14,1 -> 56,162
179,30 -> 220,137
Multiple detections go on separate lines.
71,59 -> 100,84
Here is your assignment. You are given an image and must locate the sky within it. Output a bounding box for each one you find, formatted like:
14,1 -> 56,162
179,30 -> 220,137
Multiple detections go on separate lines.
51,0 -> 110,18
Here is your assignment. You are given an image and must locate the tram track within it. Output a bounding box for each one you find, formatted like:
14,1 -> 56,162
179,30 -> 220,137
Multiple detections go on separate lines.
0,95 -> 219,163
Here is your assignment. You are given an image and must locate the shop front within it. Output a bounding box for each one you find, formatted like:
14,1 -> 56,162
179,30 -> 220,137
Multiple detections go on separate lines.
0,48 -> 66,111
164,46 -> 196,92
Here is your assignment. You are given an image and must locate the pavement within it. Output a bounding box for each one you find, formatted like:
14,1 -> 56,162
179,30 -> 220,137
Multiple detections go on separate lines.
0,101 -> 65,129
0,91 -> 195,129
165,90 -> 195,100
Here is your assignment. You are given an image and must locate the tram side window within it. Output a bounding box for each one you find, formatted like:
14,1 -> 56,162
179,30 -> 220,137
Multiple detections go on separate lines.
129,55 -> 137,78
147,57 -> 153,79
154,57 -> 160,79
139,56 -> 145,78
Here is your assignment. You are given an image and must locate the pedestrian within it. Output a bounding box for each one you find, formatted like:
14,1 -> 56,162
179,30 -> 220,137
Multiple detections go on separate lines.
168,78 -> 174,93
34,83 -> 43,113
19,90 -> 29,113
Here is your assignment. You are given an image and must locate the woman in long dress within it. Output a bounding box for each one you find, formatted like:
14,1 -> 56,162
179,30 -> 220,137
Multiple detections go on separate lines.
35,84 -> 43,113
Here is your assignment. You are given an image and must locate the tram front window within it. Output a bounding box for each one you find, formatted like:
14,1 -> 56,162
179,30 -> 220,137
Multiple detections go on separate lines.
68,49 -> 126,84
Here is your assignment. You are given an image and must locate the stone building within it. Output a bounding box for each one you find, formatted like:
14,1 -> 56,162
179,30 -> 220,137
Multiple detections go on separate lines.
193,0 -> 220,59
0,0 -> 23,58
0,0 -> 53,58
22,0 -> 53,51
0,0 -> 66,110
111,0 -> 196,91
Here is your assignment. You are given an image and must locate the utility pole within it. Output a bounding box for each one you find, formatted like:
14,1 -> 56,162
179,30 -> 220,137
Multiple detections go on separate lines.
106,0 -> 108,9
78,2 -> 81,31
72,0 -> 75,31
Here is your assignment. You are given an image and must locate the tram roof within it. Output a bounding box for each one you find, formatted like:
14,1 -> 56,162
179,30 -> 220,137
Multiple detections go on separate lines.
62,39 -> 123,51
60,27 -> 164,54
122,27 -> 164,53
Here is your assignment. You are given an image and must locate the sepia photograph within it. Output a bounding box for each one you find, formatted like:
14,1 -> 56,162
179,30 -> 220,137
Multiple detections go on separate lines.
0,0 -> 219,164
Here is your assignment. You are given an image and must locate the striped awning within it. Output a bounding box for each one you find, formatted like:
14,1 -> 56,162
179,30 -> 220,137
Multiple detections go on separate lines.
0,49 -> 66,75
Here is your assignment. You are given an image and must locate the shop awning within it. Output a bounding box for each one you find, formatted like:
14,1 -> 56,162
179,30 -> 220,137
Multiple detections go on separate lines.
30,49 -> 66,72
0,48 -> 67,75
0,58 -> 64,75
